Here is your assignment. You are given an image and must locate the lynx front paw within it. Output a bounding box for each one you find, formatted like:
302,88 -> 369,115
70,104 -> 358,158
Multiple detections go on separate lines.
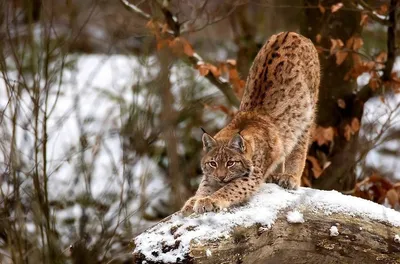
267,173 -> 300,190
193,196 -> 230,213
181,197 -> 198,216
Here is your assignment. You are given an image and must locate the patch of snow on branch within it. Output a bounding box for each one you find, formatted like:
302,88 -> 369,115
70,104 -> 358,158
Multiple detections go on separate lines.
286,210 -> 304,224
134,184 -> 400,263
330,226 -> 339,237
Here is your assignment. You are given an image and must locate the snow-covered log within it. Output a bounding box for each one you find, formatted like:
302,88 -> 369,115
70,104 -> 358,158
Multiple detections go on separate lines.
132,184 -> 400,264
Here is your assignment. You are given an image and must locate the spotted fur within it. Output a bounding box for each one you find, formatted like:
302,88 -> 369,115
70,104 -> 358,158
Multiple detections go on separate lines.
182,32 -> 320,215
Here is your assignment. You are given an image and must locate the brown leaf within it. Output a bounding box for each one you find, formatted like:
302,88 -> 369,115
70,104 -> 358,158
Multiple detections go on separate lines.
377,4 -> 388,15
318,3 -> 326,14
351,118 -> 360,133
352,53 -> 362,67
208,64 -> 221,78
376,51 -> 387,64
203,103 -> 232,116
157,39 -> 170,50
369,78 -> 380,91
197,64 -> 210,76
344,124 -> 352,141
331,2 -> 343,13
360,13 -> 369,26
337,99 -> 346,109
386,189 -> 399,208
330,38 -> 344,55
316,34 -> 322,43
352,37 -> 363,50
313,126 -> 335,146
226,59 -> 237,66
181,38 -> 194,57
335,50 -> 348,65
307,156 -> 323,178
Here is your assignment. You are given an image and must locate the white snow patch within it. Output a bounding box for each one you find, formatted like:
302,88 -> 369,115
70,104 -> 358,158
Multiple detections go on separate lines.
330,226 -> 339,237
395,234 -> 400,243
134,184 -> 400,263
286,210 -> 304,224
205,249 -> 212,257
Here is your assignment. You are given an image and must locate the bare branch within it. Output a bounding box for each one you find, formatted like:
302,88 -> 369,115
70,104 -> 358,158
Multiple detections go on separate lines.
120,0 -> 151,20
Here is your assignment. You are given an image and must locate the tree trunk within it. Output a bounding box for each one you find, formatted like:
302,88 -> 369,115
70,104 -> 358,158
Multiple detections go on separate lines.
132,184 -> 400,264
301,0 -> 363,191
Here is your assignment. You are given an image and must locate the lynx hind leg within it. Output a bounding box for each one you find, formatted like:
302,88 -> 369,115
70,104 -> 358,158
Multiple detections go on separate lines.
267,130 -> 309,189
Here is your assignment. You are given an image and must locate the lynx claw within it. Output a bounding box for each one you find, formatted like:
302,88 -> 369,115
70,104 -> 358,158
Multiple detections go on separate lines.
193,196 -> 230,213
268,173 -> 299,190
180,197 -> 197,216
193,197 -> 215,213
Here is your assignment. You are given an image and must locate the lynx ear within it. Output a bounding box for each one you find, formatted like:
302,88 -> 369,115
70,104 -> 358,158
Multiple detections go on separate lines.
202,133 -> 217,152
229,133 -> 245,153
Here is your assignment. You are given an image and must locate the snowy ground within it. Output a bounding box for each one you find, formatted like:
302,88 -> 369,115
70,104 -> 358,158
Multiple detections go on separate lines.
134,183 -> 400,263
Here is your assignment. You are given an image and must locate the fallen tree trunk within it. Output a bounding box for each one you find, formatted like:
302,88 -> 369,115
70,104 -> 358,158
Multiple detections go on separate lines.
132,184 -> 400,264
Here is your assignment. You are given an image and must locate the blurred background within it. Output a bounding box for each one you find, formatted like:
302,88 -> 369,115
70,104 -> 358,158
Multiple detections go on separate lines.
0,0 -> 399,263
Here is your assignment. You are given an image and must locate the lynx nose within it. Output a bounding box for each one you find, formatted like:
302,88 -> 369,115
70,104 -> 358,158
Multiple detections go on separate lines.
215,170 -> 225,181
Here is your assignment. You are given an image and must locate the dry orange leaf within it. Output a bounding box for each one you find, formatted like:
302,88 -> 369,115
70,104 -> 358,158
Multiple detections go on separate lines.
307,156 -> 323,178
197,63 -> 221,78
318,3 -> 326,14
331,2 -> 343,13
351,118 -> 360,133
226,59 -> 237,66
369,78 -> 380,91
386,189 -> 399,208
376,51 -> 387,64
316,34 -> 322,43
377,4 -> 388,15
352,37 -> 363,50
337,99 -> 346,109
344,124 -> 352,141
336,50 -> 348,65
313,126 -> 335,146
360,13 -> 369,26
197,64 -> 210,76
330,38 -> 344,55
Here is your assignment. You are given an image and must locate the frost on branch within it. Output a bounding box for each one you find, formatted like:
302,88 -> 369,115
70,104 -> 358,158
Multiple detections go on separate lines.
132,184 -> 400,264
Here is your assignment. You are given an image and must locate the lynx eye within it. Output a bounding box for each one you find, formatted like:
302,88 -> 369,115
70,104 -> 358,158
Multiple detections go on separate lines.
208,161 -> 217,168
226,161 -> 235,167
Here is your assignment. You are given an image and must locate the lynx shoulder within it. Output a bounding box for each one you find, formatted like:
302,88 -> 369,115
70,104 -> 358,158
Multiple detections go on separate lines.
181,32 -> 320,215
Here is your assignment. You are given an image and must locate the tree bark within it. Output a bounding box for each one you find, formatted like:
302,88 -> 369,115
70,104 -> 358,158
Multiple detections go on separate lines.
132,185 -> 400,264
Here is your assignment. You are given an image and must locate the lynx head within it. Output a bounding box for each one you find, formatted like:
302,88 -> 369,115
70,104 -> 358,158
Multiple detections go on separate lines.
201,132 -> 253,183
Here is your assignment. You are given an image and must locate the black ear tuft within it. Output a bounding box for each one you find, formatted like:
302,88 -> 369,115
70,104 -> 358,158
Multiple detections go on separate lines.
229,133 -> 246,153
202,133 -> 217,152
201,127 -> 207,134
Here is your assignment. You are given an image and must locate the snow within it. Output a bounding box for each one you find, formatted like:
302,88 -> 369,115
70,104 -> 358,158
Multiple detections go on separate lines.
205,249 -> 212,257
329,226 -> 339,237
286,210 -> 304,224
134,183 -> 400,263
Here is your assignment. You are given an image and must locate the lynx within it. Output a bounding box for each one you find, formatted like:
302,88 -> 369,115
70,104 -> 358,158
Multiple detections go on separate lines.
181,32 -> 320,215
